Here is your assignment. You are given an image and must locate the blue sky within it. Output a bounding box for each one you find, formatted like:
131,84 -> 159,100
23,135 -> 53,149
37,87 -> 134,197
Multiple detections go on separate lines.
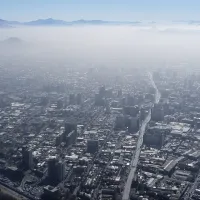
1,0 -> 200,21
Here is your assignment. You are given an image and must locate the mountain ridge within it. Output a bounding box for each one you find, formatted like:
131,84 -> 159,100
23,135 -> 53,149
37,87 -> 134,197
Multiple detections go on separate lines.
0,18 -> 141,27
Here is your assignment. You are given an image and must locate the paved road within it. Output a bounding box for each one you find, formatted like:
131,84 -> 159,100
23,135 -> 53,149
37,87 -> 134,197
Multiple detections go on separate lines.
122,72 -> 160,200
184,173 -> 200,200
148,72 -> 161,104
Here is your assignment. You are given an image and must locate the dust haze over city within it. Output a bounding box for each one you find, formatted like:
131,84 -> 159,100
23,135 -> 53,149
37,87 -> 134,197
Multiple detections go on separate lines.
1,25 -> 200,69
1,1 -> 200,200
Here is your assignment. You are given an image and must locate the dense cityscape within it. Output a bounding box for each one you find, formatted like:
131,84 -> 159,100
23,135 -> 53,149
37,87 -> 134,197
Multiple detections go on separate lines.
2,2 -> 200,200
0,59 -> 200,200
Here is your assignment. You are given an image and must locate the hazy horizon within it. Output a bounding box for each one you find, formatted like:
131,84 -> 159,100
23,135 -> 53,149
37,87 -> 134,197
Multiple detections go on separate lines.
0,25 -> 200,70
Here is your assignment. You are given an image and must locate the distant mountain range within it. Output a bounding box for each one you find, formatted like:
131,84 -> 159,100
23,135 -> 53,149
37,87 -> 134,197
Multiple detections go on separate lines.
1,18 -> 200,28
0,19 -> 21,28
0,18 -> 141,27
173,20 -> 200,25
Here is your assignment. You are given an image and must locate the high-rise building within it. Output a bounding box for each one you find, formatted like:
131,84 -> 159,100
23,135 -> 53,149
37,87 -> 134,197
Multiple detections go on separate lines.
105,100 -> 110,114
124,105 -> 139,117
65,123 -> 77,146
144,127 -> 165,149
140,107 -> 148,121
151,103 -> 164,122
76,93 -> 82,105
47,157 -> 65,183
105,88 -> 113,98
124,115 -> 131,128
126,94 -> 134,106
117,89 -> 122,97
22,146 -> 33,169
121,97 -> 126,106
47,157 -> 58,181
87,140 -> 99,154
65,123 -> 77,135
128,116 -> 140,133
69,94 -> 76,105
55,133 -> 63,146
95,93 -> 105,106
66,130 -> 77,147
99,86 -> 106,97
57,98 -> 63,109
57,161 -> 65,182
115,115 -> 125,130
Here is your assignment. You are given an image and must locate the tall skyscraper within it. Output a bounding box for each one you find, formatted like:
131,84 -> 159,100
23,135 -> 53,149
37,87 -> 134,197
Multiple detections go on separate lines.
69,94 -> 76,105
117,89 -> 122,97
151,103 -> 164,122
115,115 -> 125,130
47,157 -> 65,183
66,130 -> 77,147
65,123 -> 77,146
65,123 -> 77,135
95,93 -> 105,106
124,105 -> 139,117
129,116 -> 140,133
76,93 -> 82,105
22,146 -> 33,169
47,157 -> 58,181
126,94 -> 134,106
99,86 -> 106,97
57,161 -> 65,182
87,140 -> 99,154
